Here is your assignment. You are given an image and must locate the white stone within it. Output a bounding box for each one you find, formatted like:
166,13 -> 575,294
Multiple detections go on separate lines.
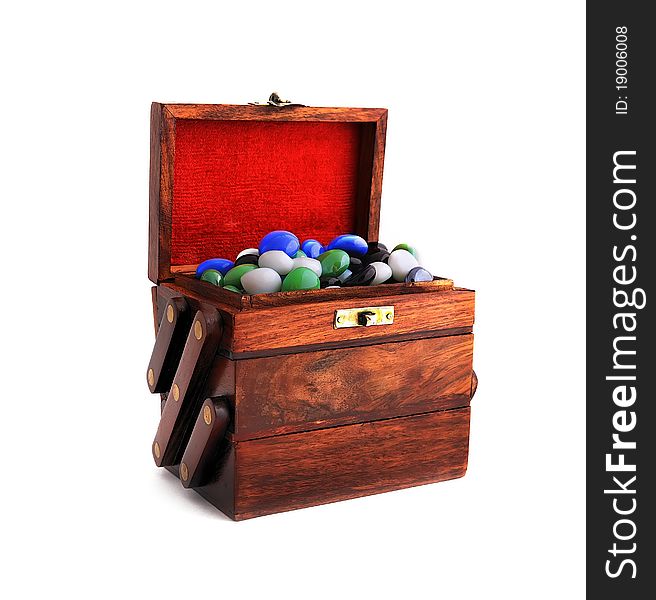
241,267 -> 282,294
258,250 -> 294,275
388,249 -> 419,281
291,257 -> 322,277
236,247 -> 259,259
369,261 -> 393,285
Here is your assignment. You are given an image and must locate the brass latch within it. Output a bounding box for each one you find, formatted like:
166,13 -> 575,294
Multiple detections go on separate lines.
248,92 -> 305,107
334,306 -> 395,329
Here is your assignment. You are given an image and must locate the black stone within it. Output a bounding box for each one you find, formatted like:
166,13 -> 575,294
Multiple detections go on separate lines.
367,241 -> 388,254
349,256 -> 365,274
343,264 -> 376,287
320,276 -> 342,289
363,250 -> 390,265
404,266 -> 433,283
234,254 -> 259,267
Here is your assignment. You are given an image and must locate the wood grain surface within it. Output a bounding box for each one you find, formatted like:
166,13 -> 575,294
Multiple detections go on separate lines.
230,407 -> 470,520
231,288 -> 474,353
231,334 -> 474,439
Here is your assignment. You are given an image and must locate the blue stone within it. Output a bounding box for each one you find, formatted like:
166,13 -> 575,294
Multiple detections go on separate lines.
259,230 -> 300,257
326,234 -> 368,256
301,239 -> 323,259
195,258 -> 234,278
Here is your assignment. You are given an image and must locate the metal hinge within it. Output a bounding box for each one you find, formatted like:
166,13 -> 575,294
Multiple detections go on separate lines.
248,92 -> 305,107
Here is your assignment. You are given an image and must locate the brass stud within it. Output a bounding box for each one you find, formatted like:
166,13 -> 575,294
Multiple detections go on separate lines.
147,368 -> 154,386
180,462 -> 189,481
203,404 -> 212,425
153,441 -> 161,459
194,320 -> 203,340
166,304 -> 174,323
172,383 -> 180,401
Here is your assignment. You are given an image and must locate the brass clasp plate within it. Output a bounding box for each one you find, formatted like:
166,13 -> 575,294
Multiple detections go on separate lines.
334,306 -> 395,329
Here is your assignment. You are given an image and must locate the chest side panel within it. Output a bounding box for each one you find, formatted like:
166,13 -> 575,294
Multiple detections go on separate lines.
231,334 -> 473,440
233,407 -> 470,520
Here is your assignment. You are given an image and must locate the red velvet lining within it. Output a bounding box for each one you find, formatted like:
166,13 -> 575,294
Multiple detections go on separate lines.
171,120 -> 362,265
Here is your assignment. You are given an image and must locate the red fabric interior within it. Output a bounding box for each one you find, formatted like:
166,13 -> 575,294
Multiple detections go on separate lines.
171,120 -> 363,266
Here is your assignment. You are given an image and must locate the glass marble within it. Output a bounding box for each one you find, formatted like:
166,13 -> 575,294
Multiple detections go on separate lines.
199,269 -> 222,286
388,249 -> 419,282
317,249 -> 350,277
405,266 -> 433,283
291,257 -> 322,277
223,264 -> 258,289
326,234 -> 368,256
222,285 -> 242,293
343,264 -> 376,287
259,230 -> 300,257
234,254 -> 259,267
195,258 -> 234,278
281,267 -> 321,291
236,247 -> 259,259
258,250 -> 294,275
301,239 -> 323,259
293,249 -> 307,258
337,268 -> 352,283
393,243 -> 418,258
369,261 -> 393,285
320,276 -> 342,288
241,267 -> 282,294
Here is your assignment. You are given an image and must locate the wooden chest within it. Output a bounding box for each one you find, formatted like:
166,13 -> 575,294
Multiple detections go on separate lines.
146,101 -> 477,520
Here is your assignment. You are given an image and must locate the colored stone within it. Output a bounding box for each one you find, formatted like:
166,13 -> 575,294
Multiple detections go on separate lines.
241,267 -> 282,294
320,276 -> 342,288
195,258 -> 234,278
367,241 -> 388,254
388,249 -> 419,282
326,234 -> 368,256
234,254 -> 259,267
343,264 -> 376,287
293,249 -> 307,258
317,249 -> 350,277
281,267 -> 320,291
349,256 -> 365,274
393,243 -> 418,258
199,269 -> 222,286
337,268 -> 352,283
364,250 -> 390,265
291,257 -> 322,277
223,264 -> 257,289
258,250 -> 294,275
258,230 -> 300,257
236,247 -> 259,259
301,239 -> 323,259
405,266 -> 433,283
369,261 -> 393,285
222,285 -> 242,293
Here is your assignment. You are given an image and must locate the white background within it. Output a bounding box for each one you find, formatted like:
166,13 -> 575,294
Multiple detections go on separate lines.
1,1 -> 585,598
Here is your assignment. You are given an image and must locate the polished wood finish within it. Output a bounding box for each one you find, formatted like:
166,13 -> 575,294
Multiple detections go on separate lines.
149,103 -> 387,283
231,288 -> 474,354
146,296 -> 191,393
231,334 -> 473,440
180,398 -> 230,488
229,407 -> 470,520
152,309 -> 223,466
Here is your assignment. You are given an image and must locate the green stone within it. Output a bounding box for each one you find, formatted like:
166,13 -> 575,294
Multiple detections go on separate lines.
317,249 -> 350,277
392,243 -> 418,257
281,267 -> 320,291
223,264 -> 257,289
293,249 -> 307,258
199,269 -> 222,286
222,285 -> 242,293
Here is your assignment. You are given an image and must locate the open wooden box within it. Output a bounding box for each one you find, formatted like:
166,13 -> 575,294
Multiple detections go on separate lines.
147,102 -> 476,520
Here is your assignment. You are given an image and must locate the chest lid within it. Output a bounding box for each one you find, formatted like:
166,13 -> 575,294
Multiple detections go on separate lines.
149,100 -> 388,283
